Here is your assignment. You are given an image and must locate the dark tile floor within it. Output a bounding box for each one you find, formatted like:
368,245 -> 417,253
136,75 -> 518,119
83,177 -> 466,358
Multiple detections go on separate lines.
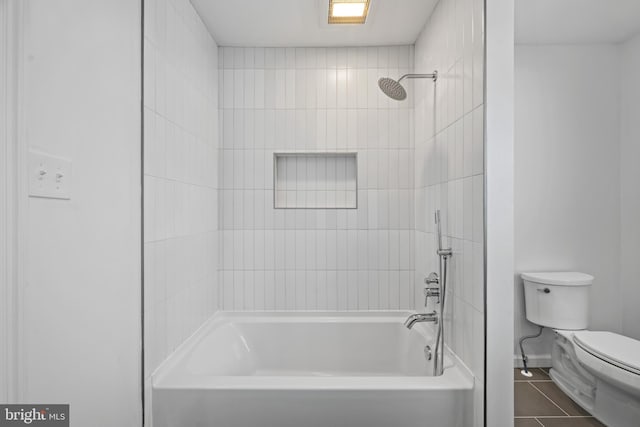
514,368 -> 606,427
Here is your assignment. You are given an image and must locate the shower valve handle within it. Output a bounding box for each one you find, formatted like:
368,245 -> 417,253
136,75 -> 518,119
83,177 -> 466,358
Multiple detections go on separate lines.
424,286 -> 441,305
424,272 -> 441,305
425,272 -> 439,285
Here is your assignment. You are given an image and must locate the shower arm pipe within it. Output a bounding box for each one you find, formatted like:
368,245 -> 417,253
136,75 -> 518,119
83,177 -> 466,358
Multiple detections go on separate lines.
397,71 -> 438,83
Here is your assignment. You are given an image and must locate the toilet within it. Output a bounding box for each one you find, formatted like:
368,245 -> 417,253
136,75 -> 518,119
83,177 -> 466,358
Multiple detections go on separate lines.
522,272 -> 640,427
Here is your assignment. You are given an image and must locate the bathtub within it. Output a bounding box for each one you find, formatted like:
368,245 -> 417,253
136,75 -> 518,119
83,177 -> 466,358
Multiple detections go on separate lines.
152,311 -> 474,427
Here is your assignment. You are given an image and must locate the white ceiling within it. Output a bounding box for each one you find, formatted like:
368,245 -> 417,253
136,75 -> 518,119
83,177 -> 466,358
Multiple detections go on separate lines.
516,0 -> 640,44
190,0 -> 438,47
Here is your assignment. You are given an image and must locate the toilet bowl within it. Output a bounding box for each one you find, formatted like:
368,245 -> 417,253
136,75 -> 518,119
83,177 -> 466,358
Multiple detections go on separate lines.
522,272 -> 640,427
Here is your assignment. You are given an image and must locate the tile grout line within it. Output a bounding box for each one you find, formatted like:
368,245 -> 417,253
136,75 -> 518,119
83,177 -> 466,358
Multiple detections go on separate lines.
534,416 -> 596,419
534,418 -> 544,427
528,382 -> 571,417
516,416 -> 596,419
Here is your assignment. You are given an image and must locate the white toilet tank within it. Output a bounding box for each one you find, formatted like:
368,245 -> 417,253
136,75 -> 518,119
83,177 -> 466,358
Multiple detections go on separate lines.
522,272 -> 593,330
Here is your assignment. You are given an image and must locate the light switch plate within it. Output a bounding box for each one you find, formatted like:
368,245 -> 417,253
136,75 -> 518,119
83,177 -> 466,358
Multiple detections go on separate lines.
28,149 -> 72,199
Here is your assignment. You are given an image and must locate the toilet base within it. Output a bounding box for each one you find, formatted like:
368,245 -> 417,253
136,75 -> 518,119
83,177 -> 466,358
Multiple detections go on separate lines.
593,380 -> 640,427
550,331 -> 596,412
549,369 -> 593,413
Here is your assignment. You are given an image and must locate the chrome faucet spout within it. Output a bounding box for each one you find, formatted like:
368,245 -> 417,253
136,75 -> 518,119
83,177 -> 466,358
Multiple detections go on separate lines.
404,312 -> 438,329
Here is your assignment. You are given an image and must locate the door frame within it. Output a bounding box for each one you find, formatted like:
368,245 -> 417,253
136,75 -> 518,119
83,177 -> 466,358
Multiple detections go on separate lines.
0,0 -> 26,404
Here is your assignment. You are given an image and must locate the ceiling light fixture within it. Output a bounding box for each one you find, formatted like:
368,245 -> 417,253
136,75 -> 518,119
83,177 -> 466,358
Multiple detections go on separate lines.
328,0 -> 370,24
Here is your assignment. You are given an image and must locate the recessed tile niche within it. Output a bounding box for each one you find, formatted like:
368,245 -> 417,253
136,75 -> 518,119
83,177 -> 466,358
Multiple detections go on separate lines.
274,153 -> 358,209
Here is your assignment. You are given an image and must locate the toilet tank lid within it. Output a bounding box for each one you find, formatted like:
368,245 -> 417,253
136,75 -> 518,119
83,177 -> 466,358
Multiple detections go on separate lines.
521,272 -> 594,286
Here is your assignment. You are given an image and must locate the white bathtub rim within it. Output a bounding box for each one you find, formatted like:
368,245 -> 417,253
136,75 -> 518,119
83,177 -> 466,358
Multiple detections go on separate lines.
151,311 -> 474,391
151,311 -> 424,379
153,371 -> 473,391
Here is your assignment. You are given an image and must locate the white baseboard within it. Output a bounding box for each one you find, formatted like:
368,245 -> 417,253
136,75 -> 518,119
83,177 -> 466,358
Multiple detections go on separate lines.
513,354 -> 552,368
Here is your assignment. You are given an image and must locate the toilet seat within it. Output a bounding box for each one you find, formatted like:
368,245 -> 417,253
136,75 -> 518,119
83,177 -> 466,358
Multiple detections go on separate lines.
570,331 -> 640,401
573,331 -> 640,376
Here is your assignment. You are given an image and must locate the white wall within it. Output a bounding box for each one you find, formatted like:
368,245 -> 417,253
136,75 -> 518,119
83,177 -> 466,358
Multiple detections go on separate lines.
620,33 -> 640,341
485,0 -> 515,424
19,0 -> 141,425
218,46 -> 416,311
413,0 -> 485,424
514,45 -> 622,360
142,0 -> 220,422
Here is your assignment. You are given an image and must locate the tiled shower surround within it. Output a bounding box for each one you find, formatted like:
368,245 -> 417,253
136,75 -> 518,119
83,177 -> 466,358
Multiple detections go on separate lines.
144,0 -> 485,424
218,46 -> 416,310
413,0 -> 485,421
217,0 -> 484,396
143,0 -> 220,396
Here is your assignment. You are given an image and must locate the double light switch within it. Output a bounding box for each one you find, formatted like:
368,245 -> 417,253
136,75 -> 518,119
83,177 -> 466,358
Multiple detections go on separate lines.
28,149 -> 72,200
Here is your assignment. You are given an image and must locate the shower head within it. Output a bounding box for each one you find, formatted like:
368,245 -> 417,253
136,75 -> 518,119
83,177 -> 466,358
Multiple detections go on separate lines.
378,77 -> 407,101
377,71 -> 438,101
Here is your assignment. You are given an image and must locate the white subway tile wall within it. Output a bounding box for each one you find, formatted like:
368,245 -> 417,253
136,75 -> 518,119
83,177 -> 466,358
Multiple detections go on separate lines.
219,46 -> 416,311
143,0 -> 220,400
413,0 -> 485,425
